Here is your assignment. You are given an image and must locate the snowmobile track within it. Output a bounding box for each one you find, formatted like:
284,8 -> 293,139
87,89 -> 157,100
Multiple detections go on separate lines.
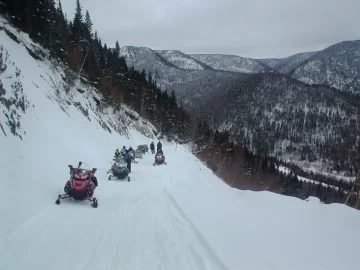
164,191 -> 230,270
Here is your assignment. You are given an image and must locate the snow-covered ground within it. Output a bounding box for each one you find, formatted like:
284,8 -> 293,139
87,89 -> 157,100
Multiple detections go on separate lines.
1,18 -> 360,270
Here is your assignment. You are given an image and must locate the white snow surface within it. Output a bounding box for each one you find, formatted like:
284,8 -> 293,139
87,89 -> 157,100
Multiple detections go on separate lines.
1,18 -> 360,270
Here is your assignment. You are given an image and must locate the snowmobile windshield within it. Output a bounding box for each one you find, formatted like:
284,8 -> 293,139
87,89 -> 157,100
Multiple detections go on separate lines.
77,163 -> 91,171
75,168 -> 90,174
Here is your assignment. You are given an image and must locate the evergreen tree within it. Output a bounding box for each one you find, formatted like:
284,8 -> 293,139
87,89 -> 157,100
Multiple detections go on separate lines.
85,10 -> 93,39
115,41 -> 120,57
72,0 -> 83,41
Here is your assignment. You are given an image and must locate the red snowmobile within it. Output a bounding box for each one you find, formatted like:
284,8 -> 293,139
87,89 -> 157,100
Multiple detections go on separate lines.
55,161 -> 98,208
153,151 -> 167,166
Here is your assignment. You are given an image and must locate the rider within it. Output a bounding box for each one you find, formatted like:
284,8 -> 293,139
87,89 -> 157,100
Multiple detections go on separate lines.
157,141 -> 162,152
123,149 -> 132,173
115,148 -> 120,158
120,146 -> 127,158
150,142 -> 155,154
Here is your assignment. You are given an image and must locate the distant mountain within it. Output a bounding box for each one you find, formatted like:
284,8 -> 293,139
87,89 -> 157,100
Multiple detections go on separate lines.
189,54 -> 272,73
120,48 -> 271,95
258,52 -> 318,74
120,46 -> 191,91
120,45 -> 360,174
156,50 -> 214,71
290,41 -> 360,95
120,46 -> 257,102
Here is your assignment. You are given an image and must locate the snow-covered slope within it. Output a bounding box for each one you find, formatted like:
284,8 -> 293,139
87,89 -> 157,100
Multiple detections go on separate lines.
119,46 -> 243,104
189,54 -> 272,73
1,18 -> 360,270
120,46 -> 191,91
156,50 -> 214,71
259,51 -> 318,74
291,41 -> 360,95
120,46 -> 179,71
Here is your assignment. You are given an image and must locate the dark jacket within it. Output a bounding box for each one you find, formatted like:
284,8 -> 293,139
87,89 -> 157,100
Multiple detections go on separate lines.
123,153 -> 132,163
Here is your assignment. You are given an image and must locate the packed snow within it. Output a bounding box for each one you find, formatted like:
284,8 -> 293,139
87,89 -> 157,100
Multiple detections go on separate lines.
1,17 -> 360,270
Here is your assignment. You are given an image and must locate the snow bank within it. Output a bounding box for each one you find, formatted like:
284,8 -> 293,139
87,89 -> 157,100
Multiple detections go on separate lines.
170,184 -> 360,270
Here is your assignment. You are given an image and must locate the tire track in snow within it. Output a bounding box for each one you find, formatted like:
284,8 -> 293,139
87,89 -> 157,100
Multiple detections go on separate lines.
0,207 -> 51,241
115,193 -> 148,270
164,190 -> 230,270
105,202 -> 132,270
105,171 -> 154,270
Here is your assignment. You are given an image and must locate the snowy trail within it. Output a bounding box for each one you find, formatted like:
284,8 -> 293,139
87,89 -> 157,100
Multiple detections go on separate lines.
0,147 -> 228,270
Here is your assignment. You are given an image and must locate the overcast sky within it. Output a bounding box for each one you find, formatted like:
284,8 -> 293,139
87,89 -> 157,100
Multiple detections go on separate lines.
61,0 -> 360,59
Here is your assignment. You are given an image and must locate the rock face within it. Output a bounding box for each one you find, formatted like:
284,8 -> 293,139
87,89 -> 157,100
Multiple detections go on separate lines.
0,44 -> 30,139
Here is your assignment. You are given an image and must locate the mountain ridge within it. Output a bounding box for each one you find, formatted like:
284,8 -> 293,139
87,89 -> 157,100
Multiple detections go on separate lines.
119,44 -> 360,176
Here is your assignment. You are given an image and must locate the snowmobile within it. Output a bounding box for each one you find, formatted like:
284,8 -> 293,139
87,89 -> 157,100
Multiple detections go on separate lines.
153,152 -> 167,166
108,159 -> 130,181
137,144 -> 149,154
55,161 -> 98,208
135,148 -> 143,159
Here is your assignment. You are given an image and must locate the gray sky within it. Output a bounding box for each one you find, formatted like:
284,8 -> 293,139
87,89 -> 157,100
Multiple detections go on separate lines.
61,0 -> 360,59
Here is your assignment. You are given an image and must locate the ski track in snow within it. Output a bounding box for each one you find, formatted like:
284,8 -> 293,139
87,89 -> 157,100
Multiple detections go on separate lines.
0,151 -> 227,270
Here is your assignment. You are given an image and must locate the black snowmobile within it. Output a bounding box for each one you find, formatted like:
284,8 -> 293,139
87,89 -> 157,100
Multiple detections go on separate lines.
108,159 -> 130,181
